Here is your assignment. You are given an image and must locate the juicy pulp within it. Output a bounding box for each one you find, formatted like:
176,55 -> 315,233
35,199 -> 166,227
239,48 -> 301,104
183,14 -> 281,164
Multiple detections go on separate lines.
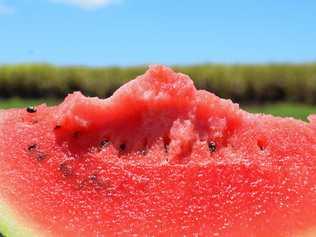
0,65 -> 316,236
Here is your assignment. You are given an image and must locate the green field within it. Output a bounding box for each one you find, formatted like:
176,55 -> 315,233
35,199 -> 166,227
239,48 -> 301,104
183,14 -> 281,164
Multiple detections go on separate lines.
1,98 -> 315,121
0,98 -> 59,109
1,63 -> 316,105
245,103 -> 316,120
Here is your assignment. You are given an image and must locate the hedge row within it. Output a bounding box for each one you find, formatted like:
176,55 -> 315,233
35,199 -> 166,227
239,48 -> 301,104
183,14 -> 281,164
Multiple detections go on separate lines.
1,63 -> 316,104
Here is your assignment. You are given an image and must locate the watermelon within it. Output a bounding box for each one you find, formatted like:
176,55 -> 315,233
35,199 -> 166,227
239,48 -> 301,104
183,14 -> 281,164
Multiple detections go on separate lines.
0,65 -> 316,237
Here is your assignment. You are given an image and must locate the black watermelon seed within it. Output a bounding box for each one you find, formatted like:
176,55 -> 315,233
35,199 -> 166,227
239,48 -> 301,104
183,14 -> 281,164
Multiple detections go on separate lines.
59,162 -> 72,177
257,139 -> 266,151
54,125 -> 61,130
27,144 -> 46,161
27,144 -> 37,151
119,143 -> 126,151
163,136 -> 170,154
100,140 -> 110,148
208,141 -> 217,152
26,106 -> 37,113
90,174 -> 97,182
36,153 -> 46,161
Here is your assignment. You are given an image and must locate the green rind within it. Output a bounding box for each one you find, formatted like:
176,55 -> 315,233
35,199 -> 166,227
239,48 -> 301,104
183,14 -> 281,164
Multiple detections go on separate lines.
0,199 -> 44,237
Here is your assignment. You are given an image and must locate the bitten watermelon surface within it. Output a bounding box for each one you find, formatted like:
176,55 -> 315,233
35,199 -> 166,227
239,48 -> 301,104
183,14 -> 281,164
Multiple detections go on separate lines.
0,65 -> 316,237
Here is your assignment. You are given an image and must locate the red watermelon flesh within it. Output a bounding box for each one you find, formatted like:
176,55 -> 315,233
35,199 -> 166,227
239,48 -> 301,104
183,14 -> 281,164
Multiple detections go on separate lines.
0,65 -> 316,237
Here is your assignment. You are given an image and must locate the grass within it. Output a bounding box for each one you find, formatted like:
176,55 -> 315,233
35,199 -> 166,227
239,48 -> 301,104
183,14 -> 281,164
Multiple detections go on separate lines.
1,63 -> 316,104
0,98 -> 58,109
244,103 -> 316,120
0,98 -> 315,121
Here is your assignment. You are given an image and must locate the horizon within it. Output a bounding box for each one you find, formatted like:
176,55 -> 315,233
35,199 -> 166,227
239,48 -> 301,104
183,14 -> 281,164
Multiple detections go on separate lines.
2,61 -> 316,68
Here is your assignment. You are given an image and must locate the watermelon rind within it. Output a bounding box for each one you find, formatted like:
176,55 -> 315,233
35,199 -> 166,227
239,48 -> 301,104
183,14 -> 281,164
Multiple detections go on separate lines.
0,199 -> 45,237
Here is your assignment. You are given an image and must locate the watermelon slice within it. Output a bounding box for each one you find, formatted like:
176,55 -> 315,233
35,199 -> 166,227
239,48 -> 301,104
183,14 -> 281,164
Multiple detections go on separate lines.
0,65 -> 316,237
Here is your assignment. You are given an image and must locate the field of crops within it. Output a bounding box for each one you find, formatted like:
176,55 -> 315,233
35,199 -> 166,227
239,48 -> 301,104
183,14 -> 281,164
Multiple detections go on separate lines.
1,63 -> 316,104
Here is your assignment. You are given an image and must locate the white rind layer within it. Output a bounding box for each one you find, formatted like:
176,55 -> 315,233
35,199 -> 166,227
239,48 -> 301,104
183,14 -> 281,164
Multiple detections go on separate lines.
0,199 -> 44,237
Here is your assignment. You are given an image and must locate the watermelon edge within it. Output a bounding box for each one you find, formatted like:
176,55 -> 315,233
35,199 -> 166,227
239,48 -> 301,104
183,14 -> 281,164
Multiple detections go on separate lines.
0,199 -> 46,237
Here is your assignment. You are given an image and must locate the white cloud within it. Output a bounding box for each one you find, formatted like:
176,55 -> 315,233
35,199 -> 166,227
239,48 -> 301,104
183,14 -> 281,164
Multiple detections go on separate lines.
51,0 -> 116,10
0,3 -> 14,15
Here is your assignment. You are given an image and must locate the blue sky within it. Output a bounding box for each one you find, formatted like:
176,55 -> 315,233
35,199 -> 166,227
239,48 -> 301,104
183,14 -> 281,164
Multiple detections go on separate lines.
0,0 -> 316,66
